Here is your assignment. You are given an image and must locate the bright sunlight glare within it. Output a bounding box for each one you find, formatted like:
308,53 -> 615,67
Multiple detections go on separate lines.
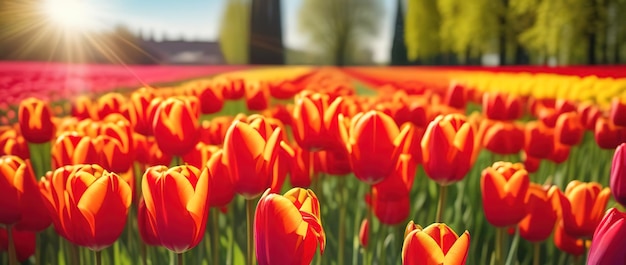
41,0 -> 95,32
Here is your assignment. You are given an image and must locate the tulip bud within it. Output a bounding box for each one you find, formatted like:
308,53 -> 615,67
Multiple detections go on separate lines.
402,223 -> 470,265
152,97 -> 200,157
255,188 -> 325,265
359,219 -> 369,248
481,162 -> 530,227
610,143 -> 626,206
18,97 -> 55,143
587,208 -> 626,265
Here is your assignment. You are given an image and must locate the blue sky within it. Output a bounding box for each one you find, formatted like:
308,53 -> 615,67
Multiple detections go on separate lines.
92,0 -> 396,63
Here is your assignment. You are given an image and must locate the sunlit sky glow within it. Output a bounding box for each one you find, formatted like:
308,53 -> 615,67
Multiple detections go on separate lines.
44,0 -> 396,63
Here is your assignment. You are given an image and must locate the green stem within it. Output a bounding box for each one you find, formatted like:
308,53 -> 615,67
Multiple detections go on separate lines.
533,243 -> 540,265
435,184 -> 448,223
212,209 -> 220,265
69,242 -> 80,265
177,252 -> 184,265
583,239 -> 589,265
140,242 -> 147,265
7,226 -> 16,265
495,227 -> 504,265
94,251 -> 102,265
338,177 -> 346,265
366,185 -> 374,265
246,199 -> 255,265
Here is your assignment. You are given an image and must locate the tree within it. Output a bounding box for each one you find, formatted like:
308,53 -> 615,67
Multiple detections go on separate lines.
298,0 -> 382,66
248,0 -> 284,64
390,0 -> 409,65
437,0 -> 502,63
219,0 -> 250,64
405,0 -> 441,63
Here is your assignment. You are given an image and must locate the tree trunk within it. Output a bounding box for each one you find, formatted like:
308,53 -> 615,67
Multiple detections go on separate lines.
588,32 -> 597,65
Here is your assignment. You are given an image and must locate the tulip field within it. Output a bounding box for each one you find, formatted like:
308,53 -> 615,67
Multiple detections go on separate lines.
2,63 -> 626,265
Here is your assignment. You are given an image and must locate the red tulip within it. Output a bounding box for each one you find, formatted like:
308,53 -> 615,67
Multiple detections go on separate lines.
222,120 -> 281,199
481,162 -> 529,227
128,89 -> 161,136
317,149 -> 351,176
39,164 -> 131,250
255,188 -> 325,265
52,132 -> 100,169
578,103 -> 601,131
594,117 -> 623,149
524,121 -> 554,159
0,129 -> 29,159
547,142 -> 570,164
71,96 -> 97,121
97,92 -> 127,120
138,165 -> 209,253
421,114 -> 476,185
610,143 -> 626,206
182,142 -> 219,169
556,181 -> 611,238
0,156 -> 50,231
0,227 -> 35,262
345,110 -> 406,184
480,120 -> 525,155
555,112 -> 584,146
292,92 -> 344,151
245,80 -> 270,111
444,82 -> 468,110
205,150 -> 235,208
18,97 -> 55,143
134,133 -> 172,167
152,97 -> 200,157
402,222 -> 470,265
609,97 -> 626,127
482,92 -> 523,121
521,151 -> 540,173
198,83 -> 224,114
587,208 -> 626,265
518,184 -> 559,242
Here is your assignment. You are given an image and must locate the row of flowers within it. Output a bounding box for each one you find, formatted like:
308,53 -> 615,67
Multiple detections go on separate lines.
1,67 -> 625,264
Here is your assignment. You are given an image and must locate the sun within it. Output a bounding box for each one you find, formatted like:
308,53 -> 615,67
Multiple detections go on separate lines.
40,0 -> 96,32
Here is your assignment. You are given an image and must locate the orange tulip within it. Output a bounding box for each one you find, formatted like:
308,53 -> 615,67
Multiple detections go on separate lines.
0,129 -> 29,159
402,222 -> 470,265
288,145 -> 315,188
205,150 -> 235,208
397,123 -> 425,164
482,92 -> 523,121
97,92 -> 127,120
52,132 -> 100,169
96,116 -> 135,173
556,180 -> 611,238
524,121 -> 554,159
367,154 -> 415,225
18,97 -> 55,143
222,120 -> 281,199
518,184 -> 559,242
0,156 -> 50,231
610,97 -> 626,127
128,88 -> 161,136
71,95 -> 97,121
344,110 -> 407,184
317,149 -> 351,176
359,219 -> 369,247
134,133 -> 172,167
182,142 -> 219,169
481,162 -> 529,227
421,114 -> 476,185
292,92 -> 346,151
254,188 -> 325,265
39,164 -> 131,250
555,112 -> 584,146
138,165 -> 209,253
152,97 -> 200,157
0,227 -> 35,263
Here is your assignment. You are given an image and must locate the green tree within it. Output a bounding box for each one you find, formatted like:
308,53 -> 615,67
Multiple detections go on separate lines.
405,0 -> 441,63
298,0 -> 382,66
219,0 -> 250,64
437,0 -> 502,63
